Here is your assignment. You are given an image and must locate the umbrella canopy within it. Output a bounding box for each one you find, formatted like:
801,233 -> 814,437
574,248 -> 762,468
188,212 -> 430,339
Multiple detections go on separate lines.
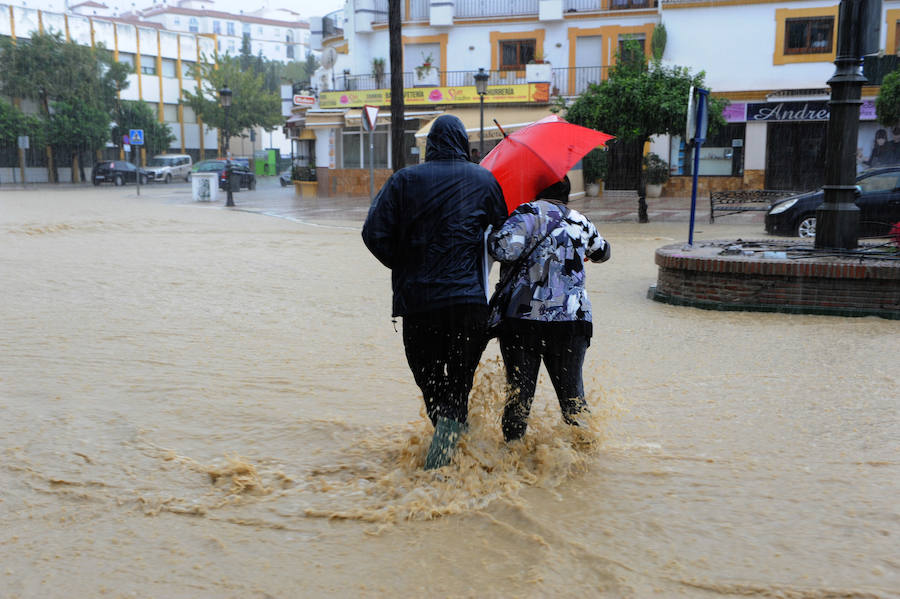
480,115 -> 614,214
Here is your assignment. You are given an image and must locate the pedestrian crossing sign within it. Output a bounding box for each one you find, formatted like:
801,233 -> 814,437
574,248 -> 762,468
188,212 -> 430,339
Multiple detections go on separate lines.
129,129 -> 144,145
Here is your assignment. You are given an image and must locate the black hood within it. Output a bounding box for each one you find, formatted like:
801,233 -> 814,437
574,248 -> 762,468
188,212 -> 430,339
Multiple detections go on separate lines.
425,114 -> 470,162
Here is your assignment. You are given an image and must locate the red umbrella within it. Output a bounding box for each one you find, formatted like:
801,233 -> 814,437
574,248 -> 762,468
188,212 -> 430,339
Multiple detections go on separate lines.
480,115 -> 614,214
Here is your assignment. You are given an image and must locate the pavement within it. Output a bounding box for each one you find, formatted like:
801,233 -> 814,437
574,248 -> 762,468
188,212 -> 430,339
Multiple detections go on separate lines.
1,176 -> 768,228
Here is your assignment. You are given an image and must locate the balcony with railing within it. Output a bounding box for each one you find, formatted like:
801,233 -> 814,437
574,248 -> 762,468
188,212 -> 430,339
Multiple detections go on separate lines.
330,66 -> 608,98
369,0 -> 656,24
322,9 -> 344,39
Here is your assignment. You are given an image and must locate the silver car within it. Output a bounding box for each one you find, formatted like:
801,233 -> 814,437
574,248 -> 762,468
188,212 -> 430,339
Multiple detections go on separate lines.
146,154 -> 193,183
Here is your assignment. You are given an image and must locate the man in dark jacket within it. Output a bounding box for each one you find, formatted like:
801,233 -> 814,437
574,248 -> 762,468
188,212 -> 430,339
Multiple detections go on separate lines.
362,114 -> 507,470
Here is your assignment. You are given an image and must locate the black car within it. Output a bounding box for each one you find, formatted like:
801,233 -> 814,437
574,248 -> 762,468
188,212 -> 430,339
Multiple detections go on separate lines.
193,159 -> 256,191
765,166 -> 900,238
92,161 -> 151,186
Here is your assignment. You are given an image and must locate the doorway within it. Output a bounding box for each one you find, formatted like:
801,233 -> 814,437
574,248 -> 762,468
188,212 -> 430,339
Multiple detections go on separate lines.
765,121 -> 827,191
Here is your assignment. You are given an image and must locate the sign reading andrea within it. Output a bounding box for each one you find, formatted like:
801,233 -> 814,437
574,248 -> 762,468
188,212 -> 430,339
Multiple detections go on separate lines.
747,101 -> 830,122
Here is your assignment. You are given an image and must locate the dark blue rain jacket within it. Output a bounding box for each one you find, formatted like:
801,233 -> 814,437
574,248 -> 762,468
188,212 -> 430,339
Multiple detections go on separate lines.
362,115 -> 507,317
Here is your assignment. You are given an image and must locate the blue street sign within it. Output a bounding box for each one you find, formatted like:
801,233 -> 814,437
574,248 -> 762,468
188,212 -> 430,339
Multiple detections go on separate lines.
129,129 -> 144,145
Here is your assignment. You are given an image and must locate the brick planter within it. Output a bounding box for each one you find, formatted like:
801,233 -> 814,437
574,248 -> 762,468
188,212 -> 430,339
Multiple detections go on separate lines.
650,240 -> 900,319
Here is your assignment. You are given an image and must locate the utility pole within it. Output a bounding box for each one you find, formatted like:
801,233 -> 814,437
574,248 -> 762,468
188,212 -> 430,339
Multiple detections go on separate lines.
815,0 -> 881,249
389,0 -> 405,173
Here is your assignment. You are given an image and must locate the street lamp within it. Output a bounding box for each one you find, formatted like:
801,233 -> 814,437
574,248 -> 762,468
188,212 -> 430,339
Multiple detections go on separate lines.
219,84 -> 234,207
474,67 -> 489,160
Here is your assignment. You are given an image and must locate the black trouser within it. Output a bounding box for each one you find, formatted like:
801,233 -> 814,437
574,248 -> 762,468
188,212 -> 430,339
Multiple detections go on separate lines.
498,323 -> 589,441
402,305 -> 488,426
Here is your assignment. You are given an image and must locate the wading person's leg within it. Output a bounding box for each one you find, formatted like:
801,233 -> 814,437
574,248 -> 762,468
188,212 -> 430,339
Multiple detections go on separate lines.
542,335 -> 589,425
422,305 -> 488,469
498,330 -> 542,442
402,313 -> 449,427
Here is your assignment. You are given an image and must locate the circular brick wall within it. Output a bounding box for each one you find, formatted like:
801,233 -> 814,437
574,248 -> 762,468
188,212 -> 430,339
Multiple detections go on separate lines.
650,240 -> 900,319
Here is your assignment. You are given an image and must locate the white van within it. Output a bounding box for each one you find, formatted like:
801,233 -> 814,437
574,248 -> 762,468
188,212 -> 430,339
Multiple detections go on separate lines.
146,154 -> 193,183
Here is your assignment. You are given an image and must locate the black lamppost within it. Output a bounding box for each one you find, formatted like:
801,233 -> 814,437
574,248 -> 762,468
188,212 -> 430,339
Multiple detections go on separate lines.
219,84 -> 234,207
474,68 -> 489,159
815,0 -> 881,249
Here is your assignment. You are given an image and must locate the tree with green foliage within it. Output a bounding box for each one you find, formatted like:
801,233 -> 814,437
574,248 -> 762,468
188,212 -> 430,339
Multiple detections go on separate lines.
283,52 -> 320,88
875,69 -> 900,128
182,54 -> 282,156
0,31 -> 130,182
112,101 -> 176,157
561,41 -> 725,222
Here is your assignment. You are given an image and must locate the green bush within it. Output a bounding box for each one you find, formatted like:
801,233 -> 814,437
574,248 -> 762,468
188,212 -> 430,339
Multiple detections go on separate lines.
643,152 -> 669,185
292,165 -> 316,181
583,148 -> 608,183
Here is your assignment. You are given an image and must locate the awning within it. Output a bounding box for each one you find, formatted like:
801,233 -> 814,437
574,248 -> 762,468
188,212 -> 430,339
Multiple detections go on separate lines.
414,106 -> 557,142
304,109 -> 348,128
344,109 -> 444,128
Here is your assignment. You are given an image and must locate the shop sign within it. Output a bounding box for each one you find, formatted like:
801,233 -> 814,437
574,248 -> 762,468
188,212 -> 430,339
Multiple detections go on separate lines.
318,83 -> 550,109
293,94 -> 316,106
747,101 -> 830,122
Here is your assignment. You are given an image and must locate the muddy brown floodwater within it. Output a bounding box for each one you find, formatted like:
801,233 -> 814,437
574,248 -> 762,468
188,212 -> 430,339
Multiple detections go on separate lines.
1,187 -> 898,598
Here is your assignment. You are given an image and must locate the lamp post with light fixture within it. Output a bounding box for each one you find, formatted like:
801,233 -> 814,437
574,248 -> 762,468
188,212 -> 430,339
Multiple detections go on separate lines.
219,85 -> 234,207
474,68 -> 489,159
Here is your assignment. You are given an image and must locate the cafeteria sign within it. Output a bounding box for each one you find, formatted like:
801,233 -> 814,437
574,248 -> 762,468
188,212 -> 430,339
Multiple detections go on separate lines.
318,83 -> 550,109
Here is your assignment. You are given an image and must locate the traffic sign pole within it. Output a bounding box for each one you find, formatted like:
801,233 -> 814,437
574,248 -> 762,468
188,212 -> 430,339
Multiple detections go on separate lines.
129,129 -> 144,196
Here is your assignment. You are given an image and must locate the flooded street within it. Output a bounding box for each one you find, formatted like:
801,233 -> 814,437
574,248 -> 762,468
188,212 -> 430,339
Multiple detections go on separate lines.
1,185 -> 898,598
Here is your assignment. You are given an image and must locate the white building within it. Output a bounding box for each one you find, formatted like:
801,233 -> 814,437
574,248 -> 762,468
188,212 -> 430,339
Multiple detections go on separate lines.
291,0 -> 898,197
137,0 -> 310,61
657,0 -> 899,193
297,0 -> 660,196
0,2 -> 219,182
0,1 -> 308,182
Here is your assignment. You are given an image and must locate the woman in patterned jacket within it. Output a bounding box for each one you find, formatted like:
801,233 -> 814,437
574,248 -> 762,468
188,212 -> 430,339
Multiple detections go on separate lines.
486,176 -> 611,442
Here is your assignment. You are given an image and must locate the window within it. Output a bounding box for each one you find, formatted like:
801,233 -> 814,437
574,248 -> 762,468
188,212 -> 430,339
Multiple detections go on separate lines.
213,21 -> 221,34
161,58 -> 176,78
500,39 -> 535,70
189,18 -> 198,33
173,17 -> 180,25
774,7 -> 839,65
286,44 -> 294,59
670,123 -> 747,177
183,105 -> 197,123
140,56 -> 157,75
228,40 -> 236,54
859,171 -> 900,193
895,20 -> 900,54
617,34 -> 646,64
163,104 -> 178,122
785,17 -> 834,54
182,61 -> 194,78
243,23 -> 251,36
118,52 -> 135,69
227,22 -> 235,36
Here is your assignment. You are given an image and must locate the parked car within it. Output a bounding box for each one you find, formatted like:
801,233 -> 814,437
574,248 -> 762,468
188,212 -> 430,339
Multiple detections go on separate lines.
192,159 -> 256,191
765,166 -> 900,238
279,169 -> 291,187
91,161 -> 151,186
145,154 -> 193,183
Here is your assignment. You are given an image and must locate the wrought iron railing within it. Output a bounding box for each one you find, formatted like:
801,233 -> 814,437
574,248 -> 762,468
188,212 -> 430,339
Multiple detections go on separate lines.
455,0 -> 539,17
330,66 -> 609,98
369,0 -> 655,23
322,10 -> 344,38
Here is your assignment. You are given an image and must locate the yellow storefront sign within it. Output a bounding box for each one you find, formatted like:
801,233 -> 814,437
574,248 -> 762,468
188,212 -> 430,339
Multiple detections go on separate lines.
318,83 -> 550,109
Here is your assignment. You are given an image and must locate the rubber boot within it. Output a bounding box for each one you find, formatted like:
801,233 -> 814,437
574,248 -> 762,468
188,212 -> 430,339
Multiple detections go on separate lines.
424,416 -> 466,470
